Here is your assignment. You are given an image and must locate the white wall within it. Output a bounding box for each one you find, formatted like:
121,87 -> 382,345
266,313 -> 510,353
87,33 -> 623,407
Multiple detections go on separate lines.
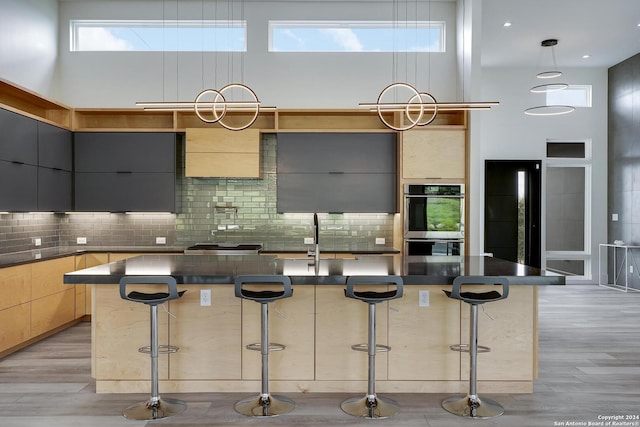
55,0 -> 459,108
0,0 -> 58,96
474,66 -> 608,282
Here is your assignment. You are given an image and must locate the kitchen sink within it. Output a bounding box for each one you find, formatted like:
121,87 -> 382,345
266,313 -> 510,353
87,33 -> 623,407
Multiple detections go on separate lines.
184,243 -> 263,255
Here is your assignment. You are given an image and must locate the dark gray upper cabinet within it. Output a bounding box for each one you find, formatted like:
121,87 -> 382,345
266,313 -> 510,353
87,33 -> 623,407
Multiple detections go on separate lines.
277,173 -> 397,213
277,132 -> 397,213
0,108 -> 38,165
277,133 -> 396,173
74,132 -> 176,212
38,122 -> 73,171
74,172 -> 175,212
75,132 -> 175,173
0,161 -> 38,211
38,168 -> 72,212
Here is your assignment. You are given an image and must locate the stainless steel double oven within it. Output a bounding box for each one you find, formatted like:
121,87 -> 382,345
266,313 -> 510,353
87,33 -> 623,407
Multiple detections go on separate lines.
403,184 -> 465,256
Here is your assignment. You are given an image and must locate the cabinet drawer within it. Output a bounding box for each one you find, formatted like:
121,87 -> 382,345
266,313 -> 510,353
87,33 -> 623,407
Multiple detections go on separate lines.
186,128 -> 259,153
75,132 -> 176,173
0,108 -> 38,165
75,172 -> 175,211
31,289 -> 75,337
402,130 -> 466,179
38,168 -> 72,211
0,303 -> 31,353
277,172 -> 397,213
277,132 -> 397,173
185,152 -> 260,178
0,160 -> 37,211
38,122 -> 72,171
0,264 -> 32,311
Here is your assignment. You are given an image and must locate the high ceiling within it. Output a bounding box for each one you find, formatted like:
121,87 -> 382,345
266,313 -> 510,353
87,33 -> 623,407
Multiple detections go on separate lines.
481,0 -> 640,68
59,0 -> 640,69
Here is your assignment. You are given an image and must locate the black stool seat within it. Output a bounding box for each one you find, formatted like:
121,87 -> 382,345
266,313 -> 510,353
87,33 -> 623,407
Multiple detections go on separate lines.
345,276 -> 403,304
238,289 -> 287,301
127,290 -> 187,304
443,289 -> 503,303
235,275 -> 293,303
120,276 -> 186,306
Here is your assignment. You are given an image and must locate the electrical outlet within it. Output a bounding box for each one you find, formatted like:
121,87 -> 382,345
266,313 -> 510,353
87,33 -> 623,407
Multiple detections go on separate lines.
419,290 -> 430,307
155,237 -> 166,245
375,237 -> 385,245
612,213 -> 619,221
200,289 -> 211,306
304,237 -> 314,244
77,237 -> 87,245
34,238 -> 41,246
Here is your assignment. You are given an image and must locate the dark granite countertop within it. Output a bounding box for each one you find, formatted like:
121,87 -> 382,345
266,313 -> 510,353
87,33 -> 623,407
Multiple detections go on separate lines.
63,254 -> 564,286
0,245 -> 398,269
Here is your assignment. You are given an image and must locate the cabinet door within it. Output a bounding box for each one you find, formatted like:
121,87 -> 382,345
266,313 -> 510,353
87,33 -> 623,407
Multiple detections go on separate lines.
0,108 -> 38,165
402,130 -> 466,179
75,172 -> 175,211
38,122 -> 72,171
75,132 -> 175,173
38,168 -> 72,211
277,172 -> 396,213
277,132 -> 396,173
0,160 -> 37,211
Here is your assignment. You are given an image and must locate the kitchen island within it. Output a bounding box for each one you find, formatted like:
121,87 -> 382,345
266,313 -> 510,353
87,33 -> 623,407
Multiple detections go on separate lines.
64,254 -> 563,394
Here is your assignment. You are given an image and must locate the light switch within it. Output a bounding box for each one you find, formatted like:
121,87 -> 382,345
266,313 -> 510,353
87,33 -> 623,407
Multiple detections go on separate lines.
612,213 -> 619,221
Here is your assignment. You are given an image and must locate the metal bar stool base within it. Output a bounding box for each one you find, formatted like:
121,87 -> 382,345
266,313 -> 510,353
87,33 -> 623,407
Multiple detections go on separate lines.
442,394 -> 504,419
123,397 -> 186,421
234,394 -> 295,417
341,395 -> 400,419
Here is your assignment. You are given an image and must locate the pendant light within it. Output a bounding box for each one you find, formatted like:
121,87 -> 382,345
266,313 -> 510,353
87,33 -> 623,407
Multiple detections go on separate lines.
359,0 -> 498,131
524,39 -> 575,116
136,0 -> 272,130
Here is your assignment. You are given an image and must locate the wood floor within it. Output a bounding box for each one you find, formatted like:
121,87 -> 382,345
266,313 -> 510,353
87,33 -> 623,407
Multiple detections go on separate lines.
1,284 -> 640,426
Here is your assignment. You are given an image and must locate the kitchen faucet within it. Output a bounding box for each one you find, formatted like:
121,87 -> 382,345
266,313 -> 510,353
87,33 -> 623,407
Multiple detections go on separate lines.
308,213 -> 320,274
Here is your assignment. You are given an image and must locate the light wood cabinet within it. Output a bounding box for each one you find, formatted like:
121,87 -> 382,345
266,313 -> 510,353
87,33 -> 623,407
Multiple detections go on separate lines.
170,285 -> 242,380
402,129 -> 466,180
76,252 -> 109,317
0,264 -> 31,311
30,257 -> 77,337
185,128 -> 260,178
315,285 -> 389,381
241,285 -> 315,380
0,255 -> 80,356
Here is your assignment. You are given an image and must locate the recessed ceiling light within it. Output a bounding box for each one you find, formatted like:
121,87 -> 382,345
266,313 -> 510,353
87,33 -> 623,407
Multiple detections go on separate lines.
503,22 -> 512,27
582,55 -> 590,59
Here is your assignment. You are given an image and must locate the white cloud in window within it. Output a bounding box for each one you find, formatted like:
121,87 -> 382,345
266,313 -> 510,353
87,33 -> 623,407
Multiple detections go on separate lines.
78,27 -> 133,51
410,41 -> 439,52
277,28 -> 305,51
321,28 -> 363,52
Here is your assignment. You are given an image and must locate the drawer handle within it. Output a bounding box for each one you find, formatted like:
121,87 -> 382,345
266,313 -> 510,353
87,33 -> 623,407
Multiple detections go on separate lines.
328,171 -> 344,174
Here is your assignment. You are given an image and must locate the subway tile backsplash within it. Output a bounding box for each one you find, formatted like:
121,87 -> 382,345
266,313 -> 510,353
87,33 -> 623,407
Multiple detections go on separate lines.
0,134 -> 395,254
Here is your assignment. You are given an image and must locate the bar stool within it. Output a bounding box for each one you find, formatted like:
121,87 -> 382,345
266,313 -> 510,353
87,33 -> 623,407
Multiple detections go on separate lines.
442,275 -> 509,419
234,275 -> 295,417
119,275 -> 186,421
341,275 -> 403,419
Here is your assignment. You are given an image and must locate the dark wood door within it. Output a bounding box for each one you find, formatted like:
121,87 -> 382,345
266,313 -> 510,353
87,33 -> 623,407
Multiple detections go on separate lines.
485,160 -> 541,268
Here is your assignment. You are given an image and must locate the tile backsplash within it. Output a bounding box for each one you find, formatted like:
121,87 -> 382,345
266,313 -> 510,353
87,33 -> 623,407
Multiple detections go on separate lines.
0,134 -> 395,254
